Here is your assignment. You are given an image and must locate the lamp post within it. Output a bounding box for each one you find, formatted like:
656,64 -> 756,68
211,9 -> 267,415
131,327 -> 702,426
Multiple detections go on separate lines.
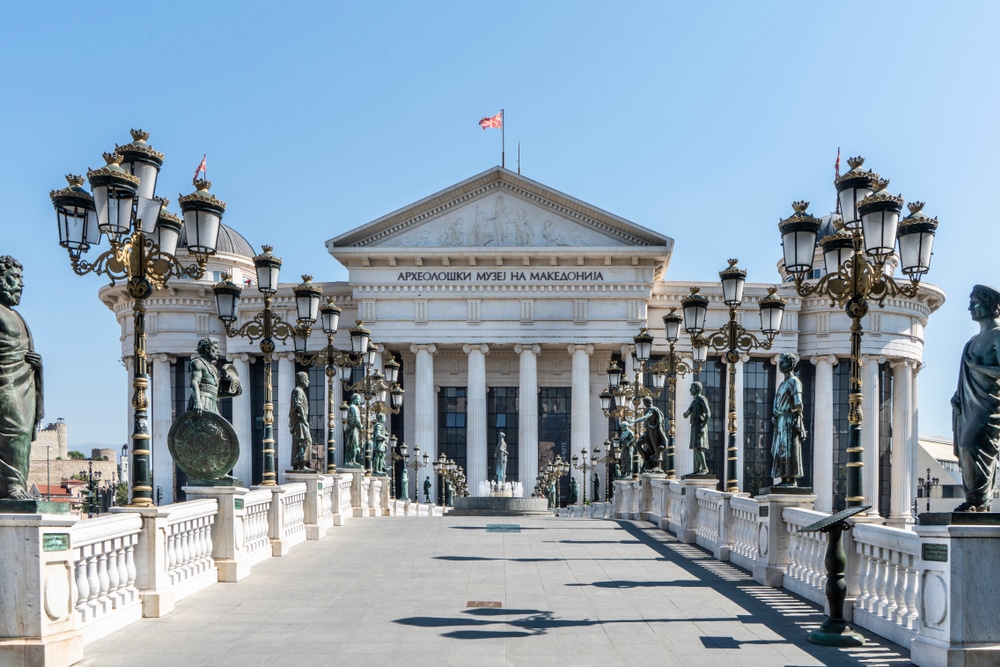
291,297 -> 347,474
599,328 -> 670,473
681,260 -> 785,493
405,444 -> 430,502
571,447 -> 599,504
593,439 -> 618,500
213,253 -> 320,486
778,157 -> 937,508
917,468 -> 940,513
660,308 -> 697,478
81,460 -> 101,518
338,324 -> 404,475
52,130 -> 225,507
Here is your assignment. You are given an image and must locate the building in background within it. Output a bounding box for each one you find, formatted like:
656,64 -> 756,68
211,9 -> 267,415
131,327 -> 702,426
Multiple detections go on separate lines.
102,167 -> 944,525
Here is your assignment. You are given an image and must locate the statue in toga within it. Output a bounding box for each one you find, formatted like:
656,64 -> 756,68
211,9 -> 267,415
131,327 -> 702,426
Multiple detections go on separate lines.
683,381 -> 711,475
771,353 -> 806,486
952,285 -> 1000,511
0,257 -> 43,501
289,372 -> 312,471
343,393 -> 363,467
495,431 -> 508,483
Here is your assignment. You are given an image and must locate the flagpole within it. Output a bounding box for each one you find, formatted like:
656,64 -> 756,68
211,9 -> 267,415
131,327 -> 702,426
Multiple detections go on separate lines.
501,108 -> 505,169
517,142 -> 521,174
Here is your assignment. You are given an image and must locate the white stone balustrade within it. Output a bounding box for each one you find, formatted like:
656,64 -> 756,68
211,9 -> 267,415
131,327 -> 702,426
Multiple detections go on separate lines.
331,472 -> 353,526
70,512 -> 143,643
851,521 -> 921,648
285,473 -> 331,540
119,498 -> 218,618
780,506 -> 828,607
728,495 -> 761,573
269,483 -> 307,556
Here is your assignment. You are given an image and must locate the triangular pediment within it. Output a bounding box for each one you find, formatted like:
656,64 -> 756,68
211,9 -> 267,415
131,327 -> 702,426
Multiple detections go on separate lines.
327,168 -> 672,252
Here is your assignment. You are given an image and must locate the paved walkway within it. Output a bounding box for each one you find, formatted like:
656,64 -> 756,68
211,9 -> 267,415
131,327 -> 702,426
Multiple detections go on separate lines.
85,516 -> 910,667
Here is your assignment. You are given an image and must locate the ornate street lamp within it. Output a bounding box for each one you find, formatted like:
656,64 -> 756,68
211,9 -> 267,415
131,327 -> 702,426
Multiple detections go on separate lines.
917,468 -> 940,513
292,297 -> 350,474
404,444 -> 430,503
571,447 -> 599,504
52,130 -> 224,507
681,259 -> 785,493
213,252 -> 318,486
778,156 -> 937,508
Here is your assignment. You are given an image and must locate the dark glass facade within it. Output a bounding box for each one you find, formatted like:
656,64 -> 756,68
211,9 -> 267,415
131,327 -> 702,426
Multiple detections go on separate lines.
831,360 -> 851,511
488,387 -> 519,484
437,387 -> 467,504
877,362 -> 894,519
742,359 -> 776,497
539,387 -> 572,502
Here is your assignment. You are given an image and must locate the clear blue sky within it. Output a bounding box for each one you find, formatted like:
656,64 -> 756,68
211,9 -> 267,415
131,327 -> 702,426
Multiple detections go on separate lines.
0,1 -> 995,446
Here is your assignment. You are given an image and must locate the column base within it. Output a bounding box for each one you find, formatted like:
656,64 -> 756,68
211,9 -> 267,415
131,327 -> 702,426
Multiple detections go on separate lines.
807,621 -> 865,647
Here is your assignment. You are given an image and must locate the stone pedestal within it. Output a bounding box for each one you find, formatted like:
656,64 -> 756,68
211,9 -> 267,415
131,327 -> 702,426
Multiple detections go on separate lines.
677,477 -> 719,544
268,483 -> 307,556
752,492 -> 817,587
911,515 -> 1000,667
0,514 -> 83,667
182,485 -> 252,583
342,469 -> 367,517
612,479 -> 640,519
639,473 -> 667,523
285,472 -> 330,540
377,476 -> 391,516
369,477 -> 384,517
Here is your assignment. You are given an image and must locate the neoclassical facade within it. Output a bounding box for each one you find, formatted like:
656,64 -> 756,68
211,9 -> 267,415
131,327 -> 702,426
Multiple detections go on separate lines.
102,168 -> 943,524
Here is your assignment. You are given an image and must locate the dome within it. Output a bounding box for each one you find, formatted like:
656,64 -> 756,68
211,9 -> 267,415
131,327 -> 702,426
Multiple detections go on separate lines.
179,223 -> 255,258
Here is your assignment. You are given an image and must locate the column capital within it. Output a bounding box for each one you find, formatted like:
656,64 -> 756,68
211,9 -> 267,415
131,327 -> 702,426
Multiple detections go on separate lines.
462,344 -> 489,355
410,344 -> 438,355
567,344 -> 594,356
277,352 -> 297,362
890,357 -> 918,371
771,353 -> 783,367
862,354 -> 886,365
514,344 -> 540,356
151,353 -> 174,364
810,354 -> 838,367
229,352 -> 252,363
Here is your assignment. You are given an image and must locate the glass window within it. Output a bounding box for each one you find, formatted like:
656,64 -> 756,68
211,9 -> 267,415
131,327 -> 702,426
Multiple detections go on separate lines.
437,387 -> 467,504
742,359 -> 776,497
488,387 -> 519,485
831,360 -> 851,510
250,357 -> 279,486
695,358 -> 727,481
797,361 -> 815,490
878,362 -> 894,519
539,387 -> 572,501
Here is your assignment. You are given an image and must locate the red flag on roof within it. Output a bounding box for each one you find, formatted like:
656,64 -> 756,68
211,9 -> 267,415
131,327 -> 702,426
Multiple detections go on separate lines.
479,111 -> 503,130
193,155 -> 207,183
834,147 -> 841,215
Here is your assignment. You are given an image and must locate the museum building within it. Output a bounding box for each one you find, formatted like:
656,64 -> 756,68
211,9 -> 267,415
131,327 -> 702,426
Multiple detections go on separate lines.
100,167 -> 943,524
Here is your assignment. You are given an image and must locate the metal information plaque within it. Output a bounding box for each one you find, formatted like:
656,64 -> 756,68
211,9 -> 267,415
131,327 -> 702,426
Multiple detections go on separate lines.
43,533 -> 70,552
801,505 -> 871,533
922,543 -> 948,563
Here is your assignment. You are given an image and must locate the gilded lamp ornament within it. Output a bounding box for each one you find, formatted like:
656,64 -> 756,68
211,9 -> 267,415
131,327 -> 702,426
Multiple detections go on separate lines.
51,130 -> 225,507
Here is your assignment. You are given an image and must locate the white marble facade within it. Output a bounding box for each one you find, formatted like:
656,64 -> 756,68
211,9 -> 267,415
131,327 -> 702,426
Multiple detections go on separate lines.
101,167 -> 944,519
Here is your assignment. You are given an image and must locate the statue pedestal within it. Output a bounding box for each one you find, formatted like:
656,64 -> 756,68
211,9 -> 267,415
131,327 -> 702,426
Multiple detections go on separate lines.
612,479 -> 641,519
368,477 -> 384,517
0,513 -> 83,667
752,492 -> 816,587
339,469 -> 367,518
182,485 -> 252,582
676,477 -> 719,544
284,472 -> 330,540
639,473 -> 667,523
329,473 -> 353,526
911,514 -> 1000,667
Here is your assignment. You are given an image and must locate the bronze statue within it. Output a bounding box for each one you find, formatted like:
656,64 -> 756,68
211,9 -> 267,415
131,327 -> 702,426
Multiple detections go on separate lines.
952,285 -> 1000,511
401,467 -> 409,501
371,413 -> 387,475
628,396 -> 667,472
289,372 -> 312,471
772,353 -> 806,486
423,475 -> 432,503
592,471 -> 601,501
188,337 -> 241,414
343,393 -> 363,467
568,476 -> 580,505
683,381 -> 711,475
0,257 -> 42,501
616,424 -> 638,478
495,431 -> 508,483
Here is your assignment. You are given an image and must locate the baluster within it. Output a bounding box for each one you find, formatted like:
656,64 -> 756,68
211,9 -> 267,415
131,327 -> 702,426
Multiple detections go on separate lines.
893,557 -> 909,624
873,548 -> 889,617
96,547 -> 111,611
855,543 -> 871,612
116,546 -> 128,601
86,552 -> 100,607
864,544 -> 879,612
106,542 -> 120,603
905,555 -> 920,629
125,539 -> 137,592
788,528 -> 802,582
166,525 -> 178,583
74,550 -> 90,615
180,521 -> 192,579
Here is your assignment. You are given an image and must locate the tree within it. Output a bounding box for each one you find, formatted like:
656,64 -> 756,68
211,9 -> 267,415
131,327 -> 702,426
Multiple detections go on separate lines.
67,451 -> 85,460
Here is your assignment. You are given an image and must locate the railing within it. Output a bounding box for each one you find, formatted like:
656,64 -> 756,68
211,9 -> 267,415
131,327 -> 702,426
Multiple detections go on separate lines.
694,488 -> 723,549
279,485 -> 307,543
781,506 -> 828,607
71,513 -> 142,642
851,522 -> 921,647
729,495 -> 760,573
162,500 -> 217,594
243,489 -> 273,564
665,481 -> 683,534
321,479 -> 335,527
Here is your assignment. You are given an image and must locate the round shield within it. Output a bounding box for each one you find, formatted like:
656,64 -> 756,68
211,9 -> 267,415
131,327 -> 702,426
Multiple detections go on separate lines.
167,410 -> 240,480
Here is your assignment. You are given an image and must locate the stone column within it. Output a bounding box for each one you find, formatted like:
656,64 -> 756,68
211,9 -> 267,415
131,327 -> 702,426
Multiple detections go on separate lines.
569,344 -> 593,491
810,355 -> 837,513
411,344 -> 437,499
732,354 -> 746,491
151,354 -> 174,505
861,355 -> 883,520
516,344 -> 540,488
675,360 -> 695,478
230,353 -> 253,486
275,353 -> 295,483
888,358 -> 916,527
464,344 -> 489,491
